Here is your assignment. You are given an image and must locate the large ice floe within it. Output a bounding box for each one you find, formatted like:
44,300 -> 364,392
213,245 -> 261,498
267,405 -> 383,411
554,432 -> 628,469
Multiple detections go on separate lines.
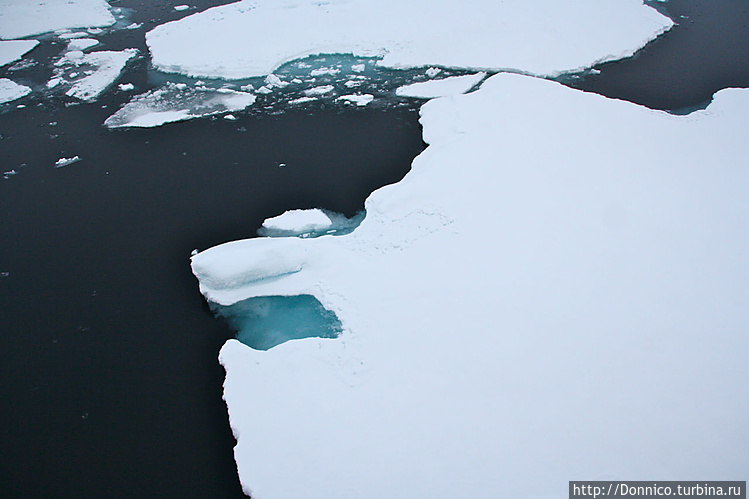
0,0 -> 115,40
0,39 -> 37,67
49,49 -> 138,102
193,73 -> 749,497
146,0 -> 671,80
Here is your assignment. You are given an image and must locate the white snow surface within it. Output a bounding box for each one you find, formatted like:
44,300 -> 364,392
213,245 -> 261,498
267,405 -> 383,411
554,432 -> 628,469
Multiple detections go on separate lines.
0,0 -> 115,40
0,40 -> 37,67
0,77 -> 30,103
194,74 -> 749,498
146,0 -> 671,80
104,83 -> 256,128
396,72 -> 486,98
262,209 -> 332,235
336,93 -> 374,106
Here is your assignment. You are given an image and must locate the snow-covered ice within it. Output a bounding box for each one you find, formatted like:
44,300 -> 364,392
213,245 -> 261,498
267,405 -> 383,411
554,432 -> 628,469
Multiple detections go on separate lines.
117,82 -> 134,92
0,77 -> 30,104
194,74 -> 749,497
174,5 -> 190,12
67,38 -> 99,52
146,0 -> 671,80
0,40 -> 37,67
303,85 -> 334,97
336,94 -> 374,106
54,156 -> 81,168
396,72 -> 486,98
0,0 -> 115,39
62,49 -> 137,101
260,209 -> 332,237
104,83 -> 256,128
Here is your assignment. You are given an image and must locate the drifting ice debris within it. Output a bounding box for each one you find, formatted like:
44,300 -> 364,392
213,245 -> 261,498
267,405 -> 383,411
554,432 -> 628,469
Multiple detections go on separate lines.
396,72 -> 487,99
0,78 -> 32,104
336,94 -> 374,106
104,82 -> 256,128
260,209 -> 333,237
0,40 -> 39,68
0,272 -> 9,278
425,67 -> 441,78
50,49 -> 138,102
118,83 -> 134,91
303,85 -> 334,97
55,156 -> 81,168
67,38 -> 99,52
174,5 -> 190,11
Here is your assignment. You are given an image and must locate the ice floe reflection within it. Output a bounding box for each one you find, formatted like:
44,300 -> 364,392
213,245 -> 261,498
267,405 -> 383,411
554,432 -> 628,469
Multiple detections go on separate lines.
211,295 -> 343,351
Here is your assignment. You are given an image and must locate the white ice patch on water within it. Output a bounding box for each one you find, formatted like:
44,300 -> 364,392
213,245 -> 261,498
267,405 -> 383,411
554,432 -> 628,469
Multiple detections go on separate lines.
260,209 -> 332,237
104,82 -> 256,128
0,40 -> 38,67
0,77 -> 30,103
145,0 -> 671,80
303,85 -> 334,96
0,0 -> 115,39
196,74 -> 749,497
396,72 -> 486,98
49,48 -> 137,102
174,5 -> 190,12
67,38 -> 99,52
54,155 -> 81,168
336,93 -> 374,106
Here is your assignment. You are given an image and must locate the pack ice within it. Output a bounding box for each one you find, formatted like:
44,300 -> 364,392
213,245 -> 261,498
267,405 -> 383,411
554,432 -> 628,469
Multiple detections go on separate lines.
145,0 -> 671,80
193,73 -> 749,497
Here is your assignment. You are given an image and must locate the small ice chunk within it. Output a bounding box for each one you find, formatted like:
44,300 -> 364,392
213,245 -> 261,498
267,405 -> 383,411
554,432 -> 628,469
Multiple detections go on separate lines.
255,85 -> 272,94
425,67 -> 442,78
60,49 -> 138,101
260,209 -> 332,236
344,79 -> 363,88
0,40 -> 39,67
55,156 -> 81,168
58,31 -> 88,39
118,83 -> 134,91
224,114 -> 237,120
174,5 -> 190,11
288,96 -> 316,105
0,78 -> 32,104
67,38 -> 99,51
104,82 -> 256,128
396,72 -> 486,99
47,77 -> 64,89
351,63 -> 365,73
240,84 -> 254,92
310,67 -> 340,77
0,271 -> 9,277
303,85 -> 334,97
125,23 -> 142,30
265,74 -> 289,88
336,94 -> 374,106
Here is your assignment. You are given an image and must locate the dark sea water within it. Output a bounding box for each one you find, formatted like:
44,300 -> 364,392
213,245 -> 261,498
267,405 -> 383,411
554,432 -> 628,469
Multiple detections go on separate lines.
0,1 -> 747,497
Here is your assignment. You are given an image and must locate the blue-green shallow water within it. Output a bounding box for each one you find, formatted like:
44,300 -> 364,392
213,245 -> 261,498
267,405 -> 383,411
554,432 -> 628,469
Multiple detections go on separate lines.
212,295 -> 343,351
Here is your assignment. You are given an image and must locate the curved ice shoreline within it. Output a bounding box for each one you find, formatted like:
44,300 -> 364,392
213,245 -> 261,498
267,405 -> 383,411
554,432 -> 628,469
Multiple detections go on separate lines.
194,72 -> 749,497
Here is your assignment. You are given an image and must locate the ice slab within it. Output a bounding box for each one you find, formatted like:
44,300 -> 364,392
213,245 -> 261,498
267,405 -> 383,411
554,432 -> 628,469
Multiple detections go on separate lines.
0,77 -> 30,103
67,38 -> 99,52
146,0 -> 671,80
196,74 -> 749,497
104,83 -> 256,128
336,93 -> 374,106
51,49 -> 138,102
260,209 -> 332,237
0,0 -> 115,40
0,40 -> 37,67
54,156 -> 81,168
396,72 -> 486,98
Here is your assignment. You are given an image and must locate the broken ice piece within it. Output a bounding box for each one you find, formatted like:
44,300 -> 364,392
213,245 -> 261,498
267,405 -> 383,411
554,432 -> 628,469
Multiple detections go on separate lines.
55,156 -> 81,168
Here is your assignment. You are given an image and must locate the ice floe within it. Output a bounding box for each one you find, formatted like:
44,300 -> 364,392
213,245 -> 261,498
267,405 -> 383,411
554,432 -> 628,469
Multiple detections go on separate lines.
195,74 -> 749,497
336,94 -> 374,106
0,77 -> 30,104
0,0 -> 115,39
0,40 -> 38,67
54,156 -> 81,168
104,83 -> 256,128
50,49 -> 138,102
146,0 -> 671,80
260,209 -> 332,237
396,72 -> 486,98
66,38 -> 99,52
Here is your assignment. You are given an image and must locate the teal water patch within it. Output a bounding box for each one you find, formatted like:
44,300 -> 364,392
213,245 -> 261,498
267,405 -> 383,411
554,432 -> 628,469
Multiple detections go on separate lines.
211,295 -> 343,350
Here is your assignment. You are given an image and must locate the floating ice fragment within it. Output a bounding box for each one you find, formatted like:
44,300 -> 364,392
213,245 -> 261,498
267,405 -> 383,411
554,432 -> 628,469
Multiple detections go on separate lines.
255,85 -> 272,94
265,73 -> 288,88
54,156 -> 81,168
396,72 -> 486,98
118,82 -> 134,91
288,96 -> 316,105
174,5 -> 190,11
0,271 -> 9,277
125,23 -> 142,30
0,78 -> 31,104
336,94 -> 373,106
223,114 -> 237,120
351,63 -> 365,73
54,49 -> 138,102
0,40 -> 39,68
425,67 -> 441,78
303,85 -> 334,96
67,38 -> 99,52
260,209 -> 332,237
310,67 -> 340,77
58,31 -> 88,39
104,82 -> 256,128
